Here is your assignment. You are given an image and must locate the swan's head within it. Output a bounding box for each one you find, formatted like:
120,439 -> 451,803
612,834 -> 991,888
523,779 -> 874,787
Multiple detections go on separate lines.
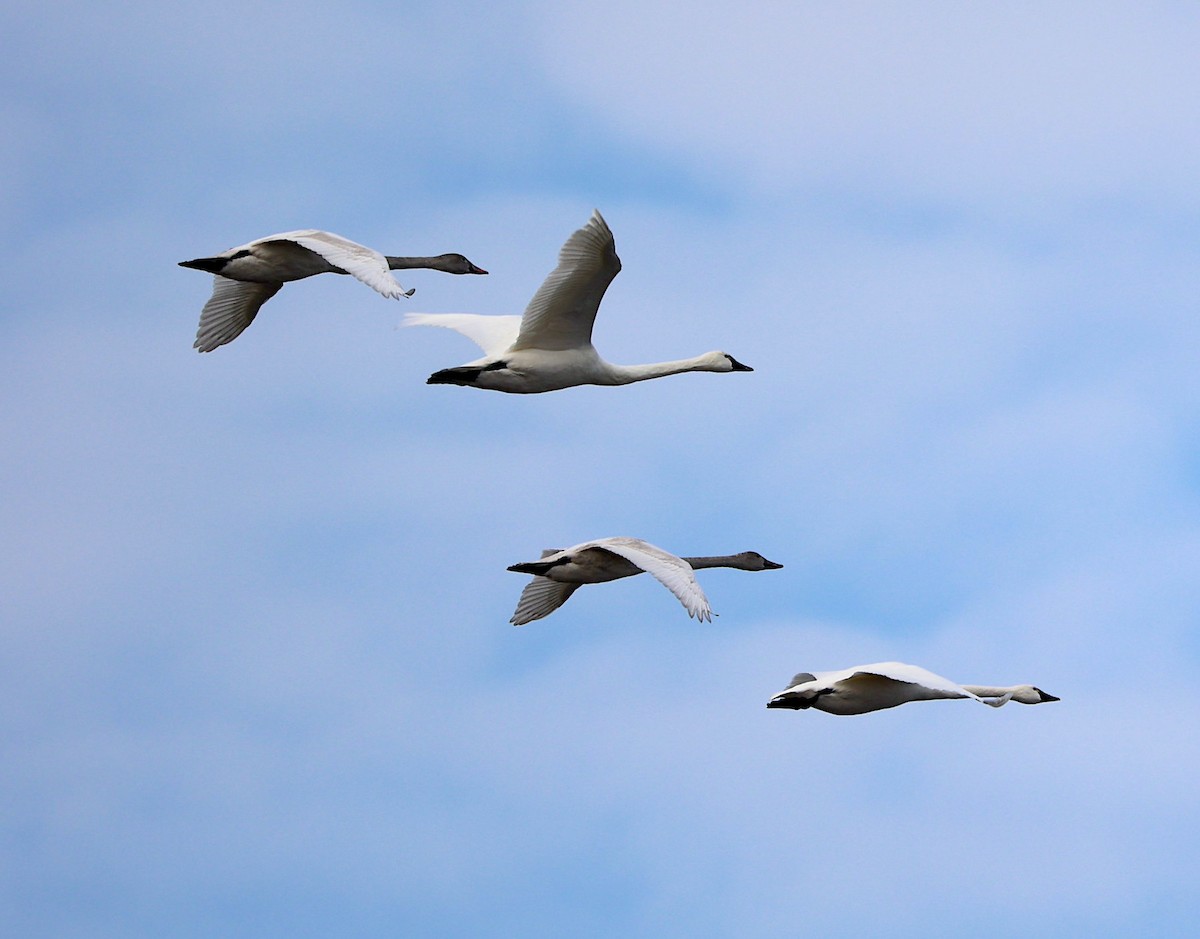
733,551 -> 783,571
1012,685 -> 1060,705
438,253 -> 489,275
702,352 -> 753,373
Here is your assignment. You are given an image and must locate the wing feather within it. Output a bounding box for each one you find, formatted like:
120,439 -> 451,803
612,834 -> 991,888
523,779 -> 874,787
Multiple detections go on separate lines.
511,210 -> 621,352
510,577 -> 580,626
580,536 -> 712,622
402,313 -> 522,357
193,276 -> 282,352
845,663 -> 976,700
282,231 -> 414,300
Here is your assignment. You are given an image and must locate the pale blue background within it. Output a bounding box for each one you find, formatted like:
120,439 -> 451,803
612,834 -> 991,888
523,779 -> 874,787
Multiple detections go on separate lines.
3,2 -> 1199,936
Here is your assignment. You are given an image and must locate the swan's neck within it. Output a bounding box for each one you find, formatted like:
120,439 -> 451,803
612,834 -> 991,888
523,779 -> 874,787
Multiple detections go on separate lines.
960,685 -> 1016,697
960,685 -> 1022,706
386,255 -> 453,272
682,555 -> 750,571
603,356 -> 719,385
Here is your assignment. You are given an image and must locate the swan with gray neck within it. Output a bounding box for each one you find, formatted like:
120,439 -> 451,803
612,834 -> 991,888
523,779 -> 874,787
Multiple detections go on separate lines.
766,662 -> 1060,716
507,537 -> 782,625
404,210 -> 752,393
181,229 -> 486,352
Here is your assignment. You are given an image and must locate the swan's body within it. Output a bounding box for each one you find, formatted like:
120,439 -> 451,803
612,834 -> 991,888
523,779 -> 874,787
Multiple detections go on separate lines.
766,662 -> 1060,716
404,211 -> 752,393
507,537 -> 782,625
181,229 -> 486,352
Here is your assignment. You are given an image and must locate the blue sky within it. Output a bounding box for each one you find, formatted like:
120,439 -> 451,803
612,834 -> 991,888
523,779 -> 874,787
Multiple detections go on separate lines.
4,2 -> 1200,936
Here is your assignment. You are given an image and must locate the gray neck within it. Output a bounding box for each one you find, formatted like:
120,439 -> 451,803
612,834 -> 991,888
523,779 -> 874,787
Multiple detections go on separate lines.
386,255 -> 457,272
682,554 -> 753,571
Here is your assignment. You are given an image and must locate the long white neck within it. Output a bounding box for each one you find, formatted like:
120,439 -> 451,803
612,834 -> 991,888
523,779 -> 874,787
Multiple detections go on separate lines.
602,355 -> 722,386
961,685 -> 1020,707
683,555 -> 756,571
961,685 -> 1019,697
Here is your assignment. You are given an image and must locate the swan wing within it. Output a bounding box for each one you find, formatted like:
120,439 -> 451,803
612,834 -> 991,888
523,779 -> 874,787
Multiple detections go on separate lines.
402,313 -> 523,357
281,230 -> 414,299
510,576 -> 580,625
844,662 -> 976,700
580,537 -> 712,622
511,210 -> 621,352
194,276 -> 282,352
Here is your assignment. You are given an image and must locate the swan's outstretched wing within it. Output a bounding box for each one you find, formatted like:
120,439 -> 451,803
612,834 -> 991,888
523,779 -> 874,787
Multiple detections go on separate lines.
582,537 -> 712,622
510,577 -> 580,625
280,230 -> 415,300
843,662 -> 977,701
402,313 -> 523,357
194,276 -> 282,352
511,210 -> 621,352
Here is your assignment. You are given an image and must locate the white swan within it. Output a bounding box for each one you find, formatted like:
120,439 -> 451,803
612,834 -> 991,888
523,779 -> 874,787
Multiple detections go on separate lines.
180,229 -> 487,352
507,537 -> 782,625
766,662 -> 1060,715
403,210 -> 752,393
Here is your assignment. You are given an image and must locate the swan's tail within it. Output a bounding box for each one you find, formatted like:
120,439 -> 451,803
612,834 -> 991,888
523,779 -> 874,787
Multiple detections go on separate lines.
179,256 -> 227,274
427,360 -> 508,387
766,691 -> 816,710
506,560 -> 555,577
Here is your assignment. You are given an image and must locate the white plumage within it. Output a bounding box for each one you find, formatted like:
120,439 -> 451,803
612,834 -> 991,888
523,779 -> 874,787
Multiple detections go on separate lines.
405,211 -> 752,393
766,662 -> 1060,715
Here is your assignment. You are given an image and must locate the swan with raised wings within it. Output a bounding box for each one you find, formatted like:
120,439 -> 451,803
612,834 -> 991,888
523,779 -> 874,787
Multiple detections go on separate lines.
766,662 -> 1060,715
181,229 -> 487,352
507,537 -> 782,624
404,210 -> 752,393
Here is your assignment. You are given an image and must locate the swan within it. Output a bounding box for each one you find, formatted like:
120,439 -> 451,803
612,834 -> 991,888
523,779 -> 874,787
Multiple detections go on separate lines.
507,537 -> 783,625
403,210 -> 752,393
766,662 -> 1060,715
180,229 -> 487,352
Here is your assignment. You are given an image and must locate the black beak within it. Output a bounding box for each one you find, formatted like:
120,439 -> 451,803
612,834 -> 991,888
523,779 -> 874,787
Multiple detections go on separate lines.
766,693 -> 807,710
728,356 -> 753,372
1037,690 -> 1060,703
763,559 -> 784,570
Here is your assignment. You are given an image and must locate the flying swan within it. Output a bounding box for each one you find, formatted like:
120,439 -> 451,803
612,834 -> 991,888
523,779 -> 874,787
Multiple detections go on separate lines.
180,229 -> 487,352
403,210 -> 753,393
766,662 -> 1060,715
507,536 -> 783,624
